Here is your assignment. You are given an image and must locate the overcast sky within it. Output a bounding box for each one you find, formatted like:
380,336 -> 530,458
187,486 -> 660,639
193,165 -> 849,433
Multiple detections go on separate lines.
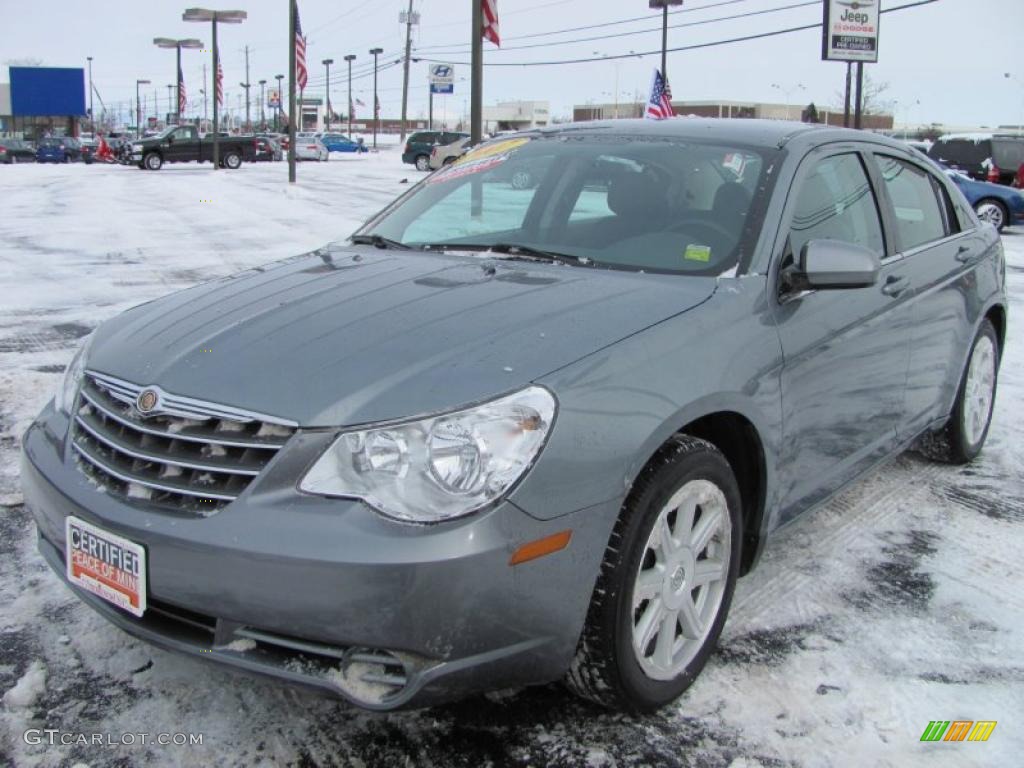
3,0 -> 1022,129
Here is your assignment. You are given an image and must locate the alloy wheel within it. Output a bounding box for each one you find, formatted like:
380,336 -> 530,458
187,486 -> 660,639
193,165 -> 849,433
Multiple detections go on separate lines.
963,335 -> 996,446
974,201 -> 1005,231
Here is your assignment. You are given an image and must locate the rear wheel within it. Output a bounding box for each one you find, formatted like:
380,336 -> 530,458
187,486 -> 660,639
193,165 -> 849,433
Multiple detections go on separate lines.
974,199 -> 1007,232
415,154 -> 430,171
917,320 -> 999,464
223,151 -> 242,170
566,436 -> 742,712
144,152 -> 163,171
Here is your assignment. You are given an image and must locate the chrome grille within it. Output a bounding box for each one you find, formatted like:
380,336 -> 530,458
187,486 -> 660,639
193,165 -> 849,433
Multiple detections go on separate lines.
70,371 -> 297,515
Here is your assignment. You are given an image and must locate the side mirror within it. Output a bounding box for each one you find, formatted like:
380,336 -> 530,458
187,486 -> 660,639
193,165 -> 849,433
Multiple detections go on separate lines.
798,239 -> 880,289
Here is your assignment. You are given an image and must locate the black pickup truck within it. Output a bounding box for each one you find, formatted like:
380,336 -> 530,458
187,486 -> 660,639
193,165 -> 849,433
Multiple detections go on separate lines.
130,125 -> 256,170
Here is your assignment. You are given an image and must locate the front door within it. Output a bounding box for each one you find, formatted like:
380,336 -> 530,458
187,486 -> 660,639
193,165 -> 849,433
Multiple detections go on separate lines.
772,149 -> 913,521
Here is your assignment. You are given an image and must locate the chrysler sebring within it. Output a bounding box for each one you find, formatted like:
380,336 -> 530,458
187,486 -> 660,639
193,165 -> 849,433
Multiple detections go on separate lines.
22,119 -> 1006,712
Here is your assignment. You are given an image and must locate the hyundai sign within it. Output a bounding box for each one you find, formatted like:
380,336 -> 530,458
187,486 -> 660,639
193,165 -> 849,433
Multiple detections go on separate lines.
9,67 -> 87,116
821,0 -> 881,63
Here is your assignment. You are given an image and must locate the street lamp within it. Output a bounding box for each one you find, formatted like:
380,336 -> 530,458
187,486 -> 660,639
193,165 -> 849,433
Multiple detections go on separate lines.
649,0 -> 683,83
166,84 -> 175,119
275,73 -> 284,132
183,7 -> 247,170
154,38 -> 204,125
86,57 -> 94,132
135,79 -> 151,138
344,54 -> 357,137
322,59 -> 334,132
369,47 -> 383,148
771,83 -> 806,121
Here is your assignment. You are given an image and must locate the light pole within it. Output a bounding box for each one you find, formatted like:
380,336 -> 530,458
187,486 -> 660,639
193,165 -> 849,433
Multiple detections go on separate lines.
370,47 -> 383,148
649,0 -> 683,83
771,83 -> 806,121
322,59 -> 334,131
258,79 -> 266,130
183,7 -> 247,170
154,38 -> 203,124
86,57 -> 94,133
135,79 -> 150,138
239,81 -> 251,130
344,54 -> 356,137
166,84 -> 175,120
275,73 -> 284,132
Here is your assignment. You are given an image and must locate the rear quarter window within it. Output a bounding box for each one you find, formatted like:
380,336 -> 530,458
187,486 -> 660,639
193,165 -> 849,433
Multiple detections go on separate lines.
992,139 -> 1024,170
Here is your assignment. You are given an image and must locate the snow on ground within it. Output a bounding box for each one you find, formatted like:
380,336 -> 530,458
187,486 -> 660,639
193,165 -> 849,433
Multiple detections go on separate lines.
0,150 -> 1022,767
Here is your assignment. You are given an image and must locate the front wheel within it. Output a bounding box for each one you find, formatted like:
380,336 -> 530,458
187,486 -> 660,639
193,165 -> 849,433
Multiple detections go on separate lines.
223,152 -> 242,170
917,320 -> 999,464
566,435 -> 742,712
144,152 -> 163,171
974,199 -> 1007,232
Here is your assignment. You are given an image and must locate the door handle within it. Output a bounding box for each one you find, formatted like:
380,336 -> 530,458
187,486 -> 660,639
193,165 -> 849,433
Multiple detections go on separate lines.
881,275 -> 909,297
955,245 -> 975,263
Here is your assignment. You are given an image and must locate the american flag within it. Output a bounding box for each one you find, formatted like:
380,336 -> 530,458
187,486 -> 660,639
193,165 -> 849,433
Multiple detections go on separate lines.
178,65 -> 187,115
645,69 -> 674,120
482,0 -> 500,47
215,55 -> 224,107
295,4 -> 308,91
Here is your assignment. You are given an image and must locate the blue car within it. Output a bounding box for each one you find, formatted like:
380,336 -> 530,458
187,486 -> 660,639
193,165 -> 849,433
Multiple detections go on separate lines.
317,132 -> 368,153
923,154 -> 1024,231
35,138 -> 70,163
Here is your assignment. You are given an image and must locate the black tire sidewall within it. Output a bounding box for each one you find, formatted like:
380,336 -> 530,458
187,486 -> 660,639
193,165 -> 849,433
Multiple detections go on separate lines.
951,321 -> 1000,460
610,447 -> 743,710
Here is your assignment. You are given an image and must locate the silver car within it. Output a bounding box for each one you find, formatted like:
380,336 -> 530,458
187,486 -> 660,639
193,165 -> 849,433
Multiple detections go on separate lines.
22,119 -> 1006,712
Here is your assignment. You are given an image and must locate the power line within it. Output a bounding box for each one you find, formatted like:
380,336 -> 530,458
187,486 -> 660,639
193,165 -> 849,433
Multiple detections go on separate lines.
416,0 -> 938,68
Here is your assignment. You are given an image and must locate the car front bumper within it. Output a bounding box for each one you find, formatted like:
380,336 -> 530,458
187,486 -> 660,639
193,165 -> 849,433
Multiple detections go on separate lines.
21,403 -> 616,710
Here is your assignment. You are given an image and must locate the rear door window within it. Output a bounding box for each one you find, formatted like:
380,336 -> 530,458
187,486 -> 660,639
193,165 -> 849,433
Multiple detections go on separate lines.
874,156 -> 948,250
992,139 -> 1024,171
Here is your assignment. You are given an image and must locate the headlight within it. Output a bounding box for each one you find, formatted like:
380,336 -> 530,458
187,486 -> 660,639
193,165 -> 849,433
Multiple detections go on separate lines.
132,144 -> 143,152
54,334 -> 93,415
299,386 -> 556,523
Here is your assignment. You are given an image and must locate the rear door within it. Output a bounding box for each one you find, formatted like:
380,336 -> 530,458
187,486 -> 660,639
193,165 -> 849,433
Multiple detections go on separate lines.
772,147 -> 913,520
867,150 -> 988,436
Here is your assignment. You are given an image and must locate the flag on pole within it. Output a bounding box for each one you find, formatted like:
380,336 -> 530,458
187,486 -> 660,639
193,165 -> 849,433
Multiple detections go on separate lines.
644,69 -> 674,120
295,4 -> 308,91
482,0 -> 500,47
215,55 -> 224,107
178,65 -> 187,115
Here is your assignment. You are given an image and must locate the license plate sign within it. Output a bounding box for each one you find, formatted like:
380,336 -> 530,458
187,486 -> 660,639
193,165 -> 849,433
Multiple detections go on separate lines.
65,516 -> 146,617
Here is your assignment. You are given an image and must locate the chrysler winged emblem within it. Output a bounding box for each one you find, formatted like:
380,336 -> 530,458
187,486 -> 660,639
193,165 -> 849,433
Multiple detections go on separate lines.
137,389 -> 159,414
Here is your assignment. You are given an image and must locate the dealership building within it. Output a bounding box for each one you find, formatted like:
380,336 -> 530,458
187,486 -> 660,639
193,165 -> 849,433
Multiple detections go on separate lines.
0,66 -> 87,139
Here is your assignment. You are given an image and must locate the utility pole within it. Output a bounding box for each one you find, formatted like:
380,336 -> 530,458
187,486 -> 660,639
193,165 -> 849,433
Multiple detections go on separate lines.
399,0 -> 415,142
87,57 -> 94,132
275,73 -> 284,132
370,47 -> 383,148
259,79 -> 266,129
244,45 -> 251,131
344,54 -> 356,137
471,0 -> 482,144
322,58 -> 334,131
289,0 -> 297,182
167,84 -> 174,118
202,63 -> 208,129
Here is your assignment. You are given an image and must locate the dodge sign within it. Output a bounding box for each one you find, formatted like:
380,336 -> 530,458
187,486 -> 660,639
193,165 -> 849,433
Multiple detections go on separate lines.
821,0 -> 881,63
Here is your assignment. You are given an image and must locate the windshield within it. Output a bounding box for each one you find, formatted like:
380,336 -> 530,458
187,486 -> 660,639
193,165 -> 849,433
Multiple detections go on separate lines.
358,134 -> 776,275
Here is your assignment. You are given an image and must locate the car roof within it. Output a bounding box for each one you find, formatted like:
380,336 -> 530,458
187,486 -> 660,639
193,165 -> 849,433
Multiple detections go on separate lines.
528,118 -> 910,152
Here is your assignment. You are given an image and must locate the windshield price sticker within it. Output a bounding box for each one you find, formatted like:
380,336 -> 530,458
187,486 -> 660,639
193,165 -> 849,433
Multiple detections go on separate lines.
66,516 -> 147,617
428,137 -> 532,185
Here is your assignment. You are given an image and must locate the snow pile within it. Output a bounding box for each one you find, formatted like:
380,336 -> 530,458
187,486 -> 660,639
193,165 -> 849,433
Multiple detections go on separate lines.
2,661 -> 47,710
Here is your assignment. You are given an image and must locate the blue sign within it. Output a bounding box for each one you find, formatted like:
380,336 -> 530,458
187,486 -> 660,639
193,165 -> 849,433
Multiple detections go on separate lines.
10,67 -> 86,117
430,84 -> 453,95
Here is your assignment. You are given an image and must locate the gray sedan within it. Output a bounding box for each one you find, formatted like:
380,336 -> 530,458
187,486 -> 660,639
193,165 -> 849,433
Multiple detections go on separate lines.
21,119 -> 1006,712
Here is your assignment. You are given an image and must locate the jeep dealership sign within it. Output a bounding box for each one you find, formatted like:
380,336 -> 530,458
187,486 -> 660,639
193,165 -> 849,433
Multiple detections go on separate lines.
821,0 -> 881,63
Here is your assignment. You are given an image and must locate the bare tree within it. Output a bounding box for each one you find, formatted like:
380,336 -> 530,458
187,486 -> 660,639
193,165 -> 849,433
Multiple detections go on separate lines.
834,72 -> 895,116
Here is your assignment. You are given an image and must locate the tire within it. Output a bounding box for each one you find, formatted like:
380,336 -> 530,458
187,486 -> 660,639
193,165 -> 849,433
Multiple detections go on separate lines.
415,154 -> 430,171
566,435 -> 742,712
511,169 -> 533,190
223,151 -> 242,170
916,320 -> 999,464
974,199 -> 1007,232
144,152 -> 163,171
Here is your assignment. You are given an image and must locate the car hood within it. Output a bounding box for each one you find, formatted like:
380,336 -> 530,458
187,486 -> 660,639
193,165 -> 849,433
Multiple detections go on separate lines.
87,246 -> 716,426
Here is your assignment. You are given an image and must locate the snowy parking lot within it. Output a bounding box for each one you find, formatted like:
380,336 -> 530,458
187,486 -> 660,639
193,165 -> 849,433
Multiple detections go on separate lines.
1,152 -> 1022,767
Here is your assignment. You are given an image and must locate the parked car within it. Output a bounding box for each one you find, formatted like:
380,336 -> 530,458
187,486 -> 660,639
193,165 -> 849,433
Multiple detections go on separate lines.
402,130 -> 469,170
35,138 -> 71,163
0,138 -> 36,164
428,136 -> 472,169
22,120 -> 1006,714
253,137 -> 283,162
79,138 -> 98,164
928,133 -> 1024,186
930,159 -> 1024,231
130,125 -> 254,170
318,133 -> 368,153
294,132 -> 329,161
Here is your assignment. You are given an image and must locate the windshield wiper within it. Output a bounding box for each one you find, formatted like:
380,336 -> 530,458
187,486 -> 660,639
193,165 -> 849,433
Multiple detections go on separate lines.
426,242 -> 590,266
349,233 -> 414,250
